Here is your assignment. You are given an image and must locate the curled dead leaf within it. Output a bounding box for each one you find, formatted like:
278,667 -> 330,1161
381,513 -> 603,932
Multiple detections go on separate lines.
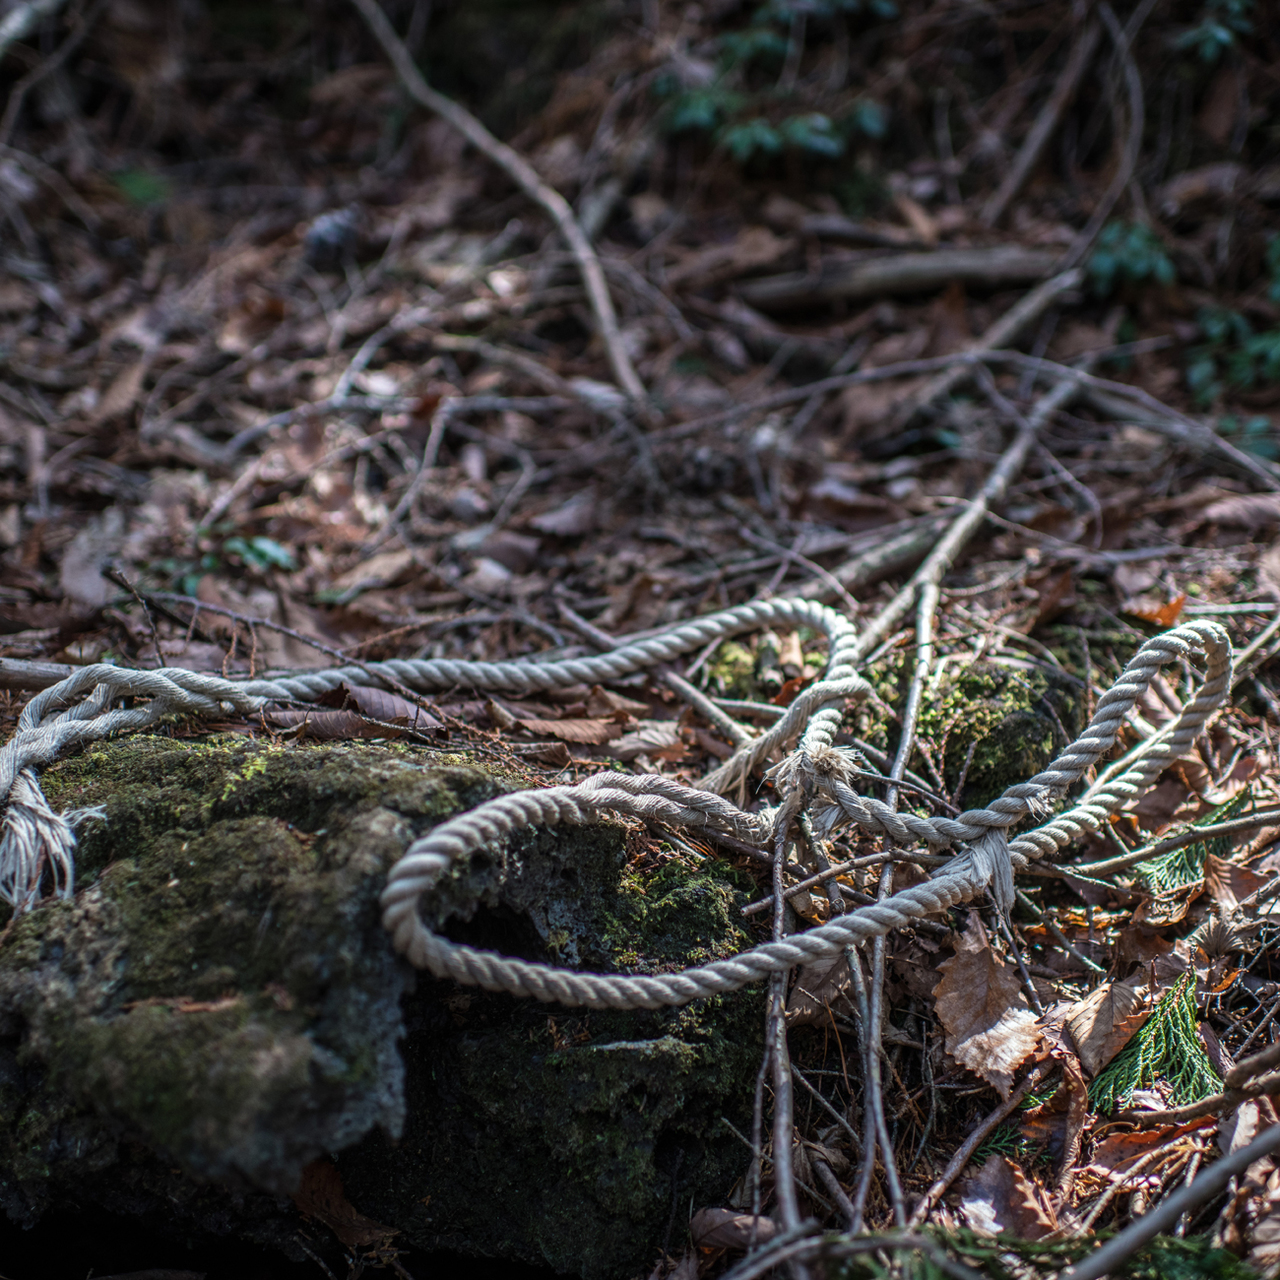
787,953 -> 852,1027
1065,980 -> 1151,1077
933,913 -> 1041,1099
959,1156 -> 1058,1240
292,1158 -> 397,1248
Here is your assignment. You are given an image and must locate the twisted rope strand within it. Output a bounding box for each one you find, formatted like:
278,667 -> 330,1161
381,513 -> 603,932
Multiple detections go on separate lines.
0,599 -> 1232,1010
378,621 -> 1231,1009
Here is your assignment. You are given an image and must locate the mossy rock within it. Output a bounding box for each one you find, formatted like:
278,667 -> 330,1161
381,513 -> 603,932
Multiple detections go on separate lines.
0,736 -> 762,1278
918,661 -> 1083,810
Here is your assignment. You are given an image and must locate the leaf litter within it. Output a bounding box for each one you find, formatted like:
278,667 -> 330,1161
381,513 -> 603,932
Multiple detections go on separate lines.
4,1 -> 1280,1278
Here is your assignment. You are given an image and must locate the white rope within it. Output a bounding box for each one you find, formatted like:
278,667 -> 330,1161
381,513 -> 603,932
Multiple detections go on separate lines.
0,602 -> 1231,1013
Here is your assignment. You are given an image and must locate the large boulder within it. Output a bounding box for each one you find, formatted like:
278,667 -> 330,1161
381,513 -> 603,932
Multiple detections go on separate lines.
0,735 -> 762,1278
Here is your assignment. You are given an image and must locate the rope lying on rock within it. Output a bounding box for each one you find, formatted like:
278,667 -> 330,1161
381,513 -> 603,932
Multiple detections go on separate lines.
0,599 -> 1231,1012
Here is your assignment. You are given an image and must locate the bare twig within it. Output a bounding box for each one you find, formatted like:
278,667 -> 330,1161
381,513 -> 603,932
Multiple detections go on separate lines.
1061,1122 -> 1280,1280
348,0 -> 648,409
980,20 -> 1102,226
896,269 -> 1083,422
769,821 -> 804,1240
738,246 -> 1059,310
0,0 -> 68,66
909,1063 -> 1049,1225
851,370 -> 1086,665
664,670 -> 754,747
1067,807 -> 1280,879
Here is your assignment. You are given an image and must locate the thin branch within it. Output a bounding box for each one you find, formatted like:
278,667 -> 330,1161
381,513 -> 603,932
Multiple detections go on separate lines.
909,1063 -> 1049,1225
851,370 -> 1086,666
348,0 -> 648,410
980,19 -> 1102,227
1061,1122 -> 1280,1280
1068,807 -> 1280,878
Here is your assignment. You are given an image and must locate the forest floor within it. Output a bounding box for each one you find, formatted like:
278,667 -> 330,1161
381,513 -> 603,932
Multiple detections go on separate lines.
4,0 -> 1280,1277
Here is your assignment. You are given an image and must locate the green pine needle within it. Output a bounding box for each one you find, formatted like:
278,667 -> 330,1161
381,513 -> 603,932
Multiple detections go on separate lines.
1135,788 -> 1253,894
1088,971 -> 1220,1113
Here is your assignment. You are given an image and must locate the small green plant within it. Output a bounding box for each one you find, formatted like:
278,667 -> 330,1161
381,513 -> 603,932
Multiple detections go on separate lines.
835,1227 -> 1252,1280
155,553 -> 220,598
1175,0 -> 1254,63
1088,971 -> 1219,1113
1218,414 -> 1279,460
1187,306 -> 1280,409
223,535 -> 296,573
1088,221 -> 1176,297
1267,235 -> 1280,305
113,169 -> 171,206
656,1 -> 891,165
1136,789 -> 1253,893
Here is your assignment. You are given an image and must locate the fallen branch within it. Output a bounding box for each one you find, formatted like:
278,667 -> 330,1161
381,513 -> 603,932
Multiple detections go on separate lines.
851,369 -> 1087,665
348,0 -> 648,410
893,268 -> 1083,425
737,245 -> 1059,310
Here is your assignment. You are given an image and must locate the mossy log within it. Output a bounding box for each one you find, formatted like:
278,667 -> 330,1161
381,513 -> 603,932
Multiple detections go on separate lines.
0,736 -> 762,1278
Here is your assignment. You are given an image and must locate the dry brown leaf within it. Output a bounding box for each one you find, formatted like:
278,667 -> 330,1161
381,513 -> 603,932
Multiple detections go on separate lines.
267,709 -> 403,740
787,954 -> 852,1027
94,358 -> 149,423
665,226 -> 790,287
1065,980 -> 1151,1077
292,1158 -> 397,1248
1020,1046 -> 1088,1186
610,722 -> 683,761
1125,592 -> 1187,629
958,1156 -> 1058,1239
530,490 -> 598,536
584,685 -> 649,718
688,1208 -> 778,1249
330,549 -> 416,592
511,740 -> 573,767
1248,1183 -> 1280,1279
518,716 -> 622,744
893,192 -> 938,245
316,683 -> 441,730
933,913 -> 1041,1098
1205,852 -> 1269,911
1086,1120 -> 1212,1179
1113,921 -> 1175,968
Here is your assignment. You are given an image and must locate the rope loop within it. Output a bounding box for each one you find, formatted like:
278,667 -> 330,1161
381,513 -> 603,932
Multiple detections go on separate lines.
377,619 -> 1231,1009
0,600 -> 1232,1007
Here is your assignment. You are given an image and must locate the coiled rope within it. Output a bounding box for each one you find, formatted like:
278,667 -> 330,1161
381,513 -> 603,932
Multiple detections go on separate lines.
0,600 -> 1230,1012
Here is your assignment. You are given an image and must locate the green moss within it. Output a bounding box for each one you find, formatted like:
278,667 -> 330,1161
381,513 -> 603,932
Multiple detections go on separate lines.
0,735 -> 764,1277
705,640 -> 758,699
917,661 -> 1082,810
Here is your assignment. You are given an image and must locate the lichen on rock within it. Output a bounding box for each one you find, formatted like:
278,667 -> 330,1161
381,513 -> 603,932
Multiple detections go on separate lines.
0,734 -> 763,1278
